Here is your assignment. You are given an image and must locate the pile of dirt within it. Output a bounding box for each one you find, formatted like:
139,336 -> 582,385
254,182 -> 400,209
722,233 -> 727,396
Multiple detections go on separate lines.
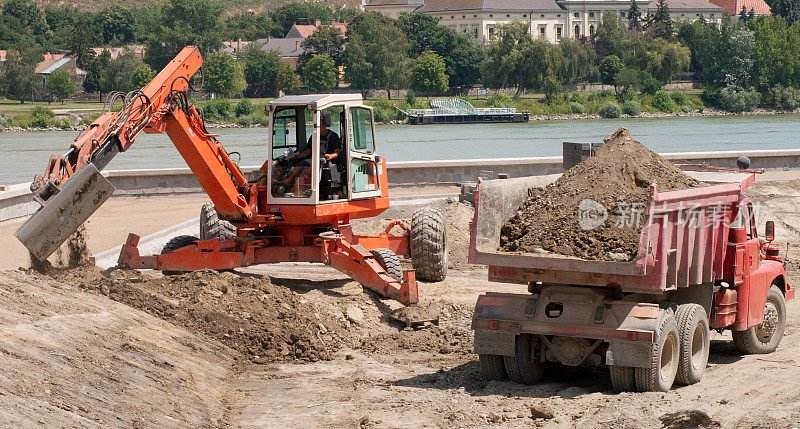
56,267 -> 349,363
352,199 -> 475,270
359,324 -> 473,355
500,128 -> 701,261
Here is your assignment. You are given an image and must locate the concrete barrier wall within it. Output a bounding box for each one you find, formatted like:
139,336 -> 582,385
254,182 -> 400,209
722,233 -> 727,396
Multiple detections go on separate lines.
2,148 -> 798,224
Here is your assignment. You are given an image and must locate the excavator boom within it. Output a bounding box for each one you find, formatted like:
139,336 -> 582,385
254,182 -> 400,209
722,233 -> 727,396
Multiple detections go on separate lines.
16,46 -> 254,260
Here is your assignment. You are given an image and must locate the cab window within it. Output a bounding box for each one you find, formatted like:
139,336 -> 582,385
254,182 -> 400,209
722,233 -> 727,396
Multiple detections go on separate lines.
271,107 -> 313,198
350,107 -> 374,154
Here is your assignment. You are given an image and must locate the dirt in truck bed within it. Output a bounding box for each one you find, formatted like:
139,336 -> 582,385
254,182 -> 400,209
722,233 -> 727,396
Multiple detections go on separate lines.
500,127 -> 701,261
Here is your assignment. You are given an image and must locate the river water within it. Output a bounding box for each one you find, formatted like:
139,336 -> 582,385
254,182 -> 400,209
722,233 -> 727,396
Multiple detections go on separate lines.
1,114 -> 798,185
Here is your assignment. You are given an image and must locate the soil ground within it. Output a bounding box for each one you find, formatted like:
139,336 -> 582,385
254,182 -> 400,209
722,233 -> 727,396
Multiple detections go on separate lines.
0,180 -> 798,427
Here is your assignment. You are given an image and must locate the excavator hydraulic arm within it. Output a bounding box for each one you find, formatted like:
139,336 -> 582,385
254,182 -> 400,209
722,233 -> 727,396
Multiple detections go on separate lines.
16,46 -> 254,261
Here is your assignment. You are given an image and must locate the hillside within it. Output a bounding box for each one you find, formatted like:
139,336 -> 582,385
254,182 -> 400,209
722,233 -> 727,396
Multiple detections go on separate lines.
24,0 -> 357,14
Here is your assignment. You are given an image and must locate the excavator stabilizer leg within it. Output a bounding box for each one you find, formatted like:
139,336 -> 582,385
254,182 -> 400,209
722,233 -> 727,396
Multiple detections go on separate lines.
15,164 -> 115,261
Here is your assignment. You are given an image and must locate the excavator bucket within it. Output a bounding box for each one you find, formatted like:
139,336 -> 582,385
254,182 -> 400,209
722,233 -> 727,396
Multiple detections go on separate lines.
15,164 -> 115,261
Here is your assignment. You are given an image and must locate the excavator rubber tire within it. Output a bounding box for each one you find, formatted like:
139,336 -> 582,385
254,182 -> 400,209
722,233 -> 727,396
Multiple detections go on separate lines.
161,235 -> 199,275
732,285 -> 787,354
674,303 -> 709,385
503,334 -> 544,385
410,207 -> 447,282
479,354 -> 508,381
609,366 -> 637,392
635,310 -> 679,392
370,248 -> 402,283
200,203 -> 236,240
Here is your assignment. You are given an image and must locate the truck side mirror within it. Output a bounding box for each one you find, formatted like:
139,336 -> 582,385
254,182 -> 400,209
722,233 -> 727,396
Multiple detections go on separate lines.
765,220 -> 775,242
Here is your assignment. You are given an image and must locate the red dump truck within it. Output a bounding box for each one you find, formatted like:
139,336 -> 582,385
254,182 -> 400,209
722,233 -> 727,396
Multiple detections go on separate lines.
469,173 -> 793,392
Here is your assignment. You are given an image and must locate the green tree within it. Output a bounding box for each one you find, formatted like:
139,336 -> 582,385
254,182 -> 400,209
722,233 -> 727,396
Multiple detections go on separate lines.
46,69 -> 77,104
241,45 -> 282,96
397,13 -> 484,91
542,76 -> 561,103
650,0 -> 674,39
224,11 -> 277,41
96,4 -> 135,45
302,53 -> 337,93
409,51 -> 449,94
764,0 -> 800,24
599,55 -> 624,87
203,52 -> 246,97
270,2 -> 334,37
144,0 -> 224,70
343,12 -> 410,97
2,0 -> 48,46
69,16 -> 96,69
130,64 -> 156,89
298,25 -> 346,72
483,22 -> 561,93
750,15 -> 800,90
0,48 -> 42,103
739,5 -> 750,23
83,50 -> 111,98
628,0 -> 643,31
99,51 -> 142,94
594,12 -> 630,57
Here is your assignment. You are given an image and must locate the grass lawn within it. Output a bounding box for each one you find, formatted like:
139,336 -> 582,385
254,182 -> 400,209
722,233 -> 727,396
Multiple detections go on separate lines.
0,99 -> 105,115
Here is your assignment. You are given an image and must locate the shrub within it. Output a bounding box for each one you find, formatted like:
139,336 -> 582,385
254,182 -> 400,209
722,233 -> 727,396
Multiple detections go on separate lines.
235,99 -> 254,117
487,93 -> 514,108
671,91 -> 688,106
680,105 -> 690,113
718,85 -> 761,112
569,92 -> 584,103
770,85 -> 800,110
405,90 -> 416,107
569,102 -> 585,114
599,101 -> 621,118
204,98 -> 233,119
370,98 -> 400,123
652,91 -> 675,112
622,100 -> 642,116
640,73 -> 662,95
32,106 -> 55,118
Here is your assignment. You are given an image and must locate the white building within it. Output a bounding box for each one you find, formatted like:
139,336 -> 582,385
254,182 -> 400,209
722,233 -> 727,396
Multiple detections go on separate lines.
365,0 -> 723,44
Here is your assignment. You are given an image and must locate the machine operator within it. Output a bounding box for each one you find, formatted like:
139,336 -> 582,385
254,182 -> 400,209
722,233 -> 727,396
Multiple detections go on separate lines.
280,110 -> 342,190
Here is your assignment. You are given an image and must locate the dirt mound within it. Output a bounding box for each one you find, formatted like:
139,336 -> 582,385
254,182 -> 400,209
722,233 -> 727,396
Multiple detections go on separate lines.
500,128 -> 701,261
359,324 -> 473,355
57,267 -> 348,363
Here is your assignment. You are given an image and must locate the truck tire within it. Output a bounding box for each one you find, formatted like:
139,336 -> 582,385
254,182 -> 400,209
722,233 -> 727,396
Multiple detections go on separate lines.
503,334 -> 544,385
732,285 -> 787,354
609,366 -> 637,392
370,248 -> 402,283
635,311 -> 679,392
675,304 -> 709,385
410,207 -> 447,282
161,235 -> 198,275
200,203 -> 236,240
479,354 -> 508,381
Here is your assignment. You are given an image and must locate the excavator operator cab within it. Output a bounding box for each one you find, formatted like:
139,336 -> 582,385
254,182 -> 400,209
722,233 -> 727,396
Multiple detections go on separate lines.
265,94 -> 385,206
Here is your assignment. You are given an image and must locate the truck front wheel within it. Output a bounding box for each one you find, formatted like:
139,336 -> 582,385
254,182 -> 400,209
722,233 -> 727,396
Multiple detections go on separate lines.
635,311 -> 679,392
503,334 -> 544,385
732,285 -> 787,354
675,303 -> 709,385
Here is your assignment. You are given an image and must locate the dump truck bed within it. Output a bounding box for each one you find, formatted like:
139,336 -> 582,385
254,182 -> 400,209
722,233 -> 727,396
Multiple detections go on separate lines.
468,174 -> 754,294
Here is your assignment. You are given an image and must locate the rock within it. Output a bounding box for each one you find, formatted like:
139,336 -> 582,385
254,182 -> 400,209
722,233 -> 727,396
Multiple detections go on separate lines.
530,403 -> 555,420
345,305 -> 365,325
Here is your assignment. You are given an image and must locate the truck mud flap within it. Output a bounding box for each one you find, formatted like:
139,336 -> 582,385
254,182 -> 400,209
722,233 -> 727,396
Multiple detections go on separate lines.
474,329 -> 515,356
15,164 -> 115,261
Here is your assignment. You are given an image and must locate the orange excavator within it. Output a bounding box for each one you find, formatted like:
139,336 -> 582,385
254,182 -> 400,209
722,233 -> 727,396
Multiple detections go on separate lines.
14,46 -> 447,306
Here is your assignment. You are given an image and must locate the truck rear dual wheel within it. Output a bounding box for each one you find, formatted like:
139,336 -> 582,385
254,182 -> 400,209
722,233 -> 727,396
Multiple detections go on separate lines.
410,208 -> 447,282
479,354 -> 508,381
200,203 -> 236,241
609,366 -> 637,392
675,304 -> 710,385
503,334 -> 545,385
732,285 -> 787,354
635,311 -> 679,392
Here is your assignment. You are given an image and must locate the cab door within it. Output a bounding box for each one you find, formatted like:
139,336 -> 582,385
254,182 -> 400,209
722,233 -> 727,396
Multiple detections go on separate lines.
346,106 -> 381,200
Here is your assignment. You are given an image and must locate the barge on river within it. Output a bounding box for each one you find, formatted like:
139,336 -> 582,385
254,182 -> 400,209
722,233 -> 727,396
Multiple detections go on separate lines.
400,98 -> 529,125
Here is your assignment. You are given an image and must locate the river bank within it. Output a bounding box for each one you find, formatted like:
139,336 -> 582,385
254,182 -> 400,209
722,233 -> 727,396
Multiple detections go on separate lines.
1,106 -> 799,132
